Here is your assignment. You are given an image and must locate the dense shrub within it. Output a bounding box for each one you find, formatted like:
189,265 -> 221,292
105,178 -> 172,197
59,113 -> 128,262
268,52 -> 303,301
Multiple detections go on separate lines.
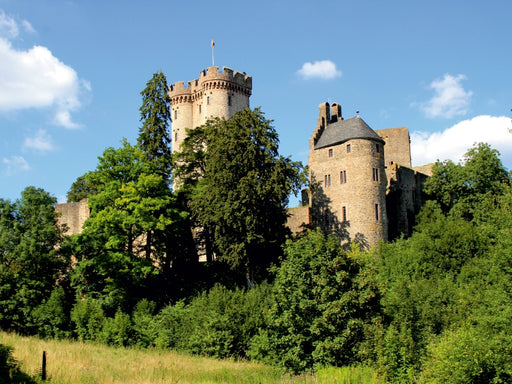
152,283 -> 271,358
32,286 -> 72,339
70,296 -> 105,341
249,230 -> 380,373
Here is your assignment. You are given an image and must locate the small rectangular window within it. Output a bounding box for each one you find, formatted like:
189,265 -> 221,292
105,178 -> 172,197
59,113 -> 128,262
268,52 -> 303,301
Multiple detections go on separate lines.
375,203 -> 379,221
324,174 -> 331,187
207,96 -> 210,105
342,206 -> 347,222
199,105 -> 202,114
376,144 -> 380,153
373,168 -> 379,181
174,110 -> 178,120
340,170 -> 347,184
347,144 -> 351,153
228,95 -> 232,106
328,148 -> 333,157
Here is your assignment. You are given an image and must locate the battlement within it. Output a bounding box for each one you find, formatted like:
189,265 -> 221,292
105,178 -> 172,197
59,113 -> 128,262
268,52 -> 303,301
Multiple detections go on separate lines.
169,66 -> 252,102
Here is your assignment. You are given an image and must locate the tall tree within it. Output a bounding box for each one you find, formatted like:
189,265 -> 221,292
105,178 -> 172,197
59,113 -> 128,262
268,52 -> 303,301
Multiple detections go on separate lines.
424,142 -> 511,218
0,187 -> 68,333
67,172 -> 100,202
137,71 -> 172,179
175,108 -> 305,285
71,140 -> 186,310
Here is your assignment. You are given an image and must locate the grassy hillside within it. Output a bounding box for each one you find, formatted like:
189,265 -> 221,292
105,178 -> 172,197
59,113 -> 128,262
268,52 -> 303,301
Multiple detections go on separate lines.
1,332 -> 317,384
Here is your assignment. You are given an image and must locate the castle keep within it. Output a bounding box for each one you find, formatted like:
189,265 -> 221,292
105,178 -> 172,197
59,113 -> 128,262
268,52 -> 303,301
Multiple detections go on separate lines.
57,65 -> 430,249
169,66 -> 252,153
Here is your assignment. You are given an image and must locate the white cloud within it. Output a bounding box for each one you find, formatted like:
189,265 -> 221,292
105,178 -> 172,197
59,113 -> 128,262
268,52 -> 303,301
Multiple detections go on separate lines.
417,74 -> 473,119
411,115 -> 512,167
0,11 -> 89,128
297,60 -> 342,80
2,155 -> 30,174
23,129 -> 56,152
0,10 -> 19,38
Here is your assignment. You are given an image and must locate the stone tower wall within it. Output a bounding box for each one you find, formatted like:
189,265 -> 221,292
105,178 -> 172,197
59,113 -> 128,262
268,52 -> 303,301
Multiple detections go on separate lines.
375,127 -> 411,181
309,136 -> 388,247
55,198 -> 89,236
169,66 -> 252,153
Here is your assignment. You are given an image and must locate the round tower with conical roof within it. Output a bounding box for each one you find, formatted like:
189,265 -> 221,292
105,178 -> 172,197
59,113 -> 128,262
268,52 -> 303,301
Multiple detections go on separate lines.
168,66 -> 252,153
308,102 -> 388,247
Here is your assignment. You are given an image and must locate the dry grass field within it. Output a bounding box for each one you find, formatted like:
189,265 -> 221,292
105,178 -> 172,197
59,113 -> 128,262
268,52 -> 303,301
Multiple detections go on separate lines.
1,332 -> 319,384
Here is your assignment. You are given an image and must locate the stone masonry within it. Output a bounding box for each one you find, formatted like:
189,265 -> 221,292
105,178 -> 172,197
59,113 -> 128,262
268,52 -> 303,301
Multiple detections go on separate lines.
57,67 -> 430,250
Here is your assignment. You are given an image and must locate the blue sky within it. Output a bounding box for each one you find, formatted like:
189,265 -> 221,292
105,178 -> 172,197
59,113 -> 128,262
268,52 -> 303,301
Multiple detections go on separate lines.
1,0 -> 511,204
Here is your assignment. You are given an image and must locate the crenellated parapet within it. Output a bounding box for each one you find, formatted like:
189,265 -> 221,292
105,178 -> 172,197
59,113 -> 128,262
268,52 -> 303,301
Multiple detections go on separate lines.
169,66 -> 252,106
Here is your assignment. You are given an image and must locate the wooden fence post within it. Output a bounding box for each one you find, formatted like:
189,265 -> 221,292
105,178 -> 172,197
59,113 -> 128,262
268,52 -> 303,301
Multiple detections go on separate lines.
41,350 -> 47,381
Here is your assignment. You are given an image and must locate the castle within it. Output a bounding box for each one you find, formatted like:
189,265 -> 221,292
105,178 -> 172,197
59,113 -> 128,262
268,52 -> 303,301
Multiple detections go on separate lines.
57,66 -> 431,249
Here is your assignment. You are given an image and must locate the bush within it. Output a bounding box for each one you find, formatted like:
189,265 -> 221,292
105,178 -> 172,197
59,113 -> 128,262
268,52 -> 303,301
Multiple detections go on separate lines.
420,325 -> 512,383
70,296 -> 105,341
249,230 -> 380,373
100,309 -> 133,346
131,299 -> 158,347
32,286 -> 71,339
152,283 -> 271,358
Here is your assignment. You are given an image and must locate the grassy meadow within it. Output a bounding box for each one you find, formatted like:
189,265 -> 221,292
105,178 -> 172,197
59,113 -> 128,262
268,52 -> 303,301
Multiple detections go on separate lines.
1,332 -> 382,384
1,332 -> 310,384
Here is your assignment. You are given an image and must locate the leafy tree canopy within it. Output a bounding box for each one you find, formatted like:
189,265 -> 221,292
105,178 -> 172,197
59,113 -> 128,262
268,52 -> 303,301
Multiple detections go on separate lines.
0,187 -> 68,333
174,108 -> 306,285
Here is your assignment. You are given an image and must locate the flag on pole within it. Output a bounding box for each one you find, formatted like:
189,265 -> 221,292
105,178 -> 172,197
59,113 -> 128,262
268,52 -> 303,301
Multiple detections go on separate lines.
211,39 -> 215,66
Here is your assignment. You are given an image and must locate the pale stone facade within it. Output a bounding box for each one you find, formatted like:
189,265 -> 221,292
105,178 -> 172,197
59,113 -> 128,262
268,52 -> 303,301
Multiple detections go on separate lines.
169,66 -> 252,153
55,198 -> 89,236
307,103 -> 388,248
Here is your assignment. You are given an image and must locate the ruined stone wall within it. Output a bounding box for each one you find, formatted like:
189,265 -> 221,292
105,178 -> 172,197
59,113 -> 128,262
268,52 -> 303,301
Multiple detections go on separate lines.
375,127 -> 411,181
286,206 -> 312,235
55,198 -> 89,236
169,66 -> 252,153
386,164 -> 430,239
309,138 -> 388,248
413,163 -> 434,177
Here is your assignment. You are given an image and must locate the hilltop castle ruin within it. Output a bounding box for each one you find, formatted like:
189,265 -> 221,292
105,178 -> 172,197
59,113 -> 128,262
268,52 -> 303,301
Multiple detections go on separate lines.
57,66 -> 431,249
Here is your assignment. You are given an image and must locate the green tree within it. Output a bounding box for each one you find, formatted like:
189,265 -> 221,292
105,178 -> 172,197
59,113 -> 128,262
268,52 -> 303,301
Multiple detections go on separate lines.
70,140 -> 186,311
175,108 -> 305,285
66,172 -> 100,202
424,142 -> 511,217
250,230 -> 380,373
137,71 -> 172,179
0,187 -> 68,333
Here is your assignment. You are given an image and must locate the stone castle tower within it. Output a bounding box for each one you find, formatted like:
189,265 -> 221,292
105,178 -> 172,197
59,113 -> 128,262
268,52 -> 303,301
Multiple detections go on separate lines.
308,102 -> 388,247
168,66 -> 252,153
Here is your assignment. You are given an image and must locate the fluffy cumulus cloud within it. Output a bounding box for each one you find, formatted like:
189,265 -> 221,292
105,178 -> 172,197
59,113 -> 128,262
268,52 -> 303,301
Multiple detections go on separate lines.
417,74 -> 473,119
411,115 -> 512,167
297,60 -> 342,80
2,155 -> 30,175
0,10 -> 89,128
23,129 -> 55,152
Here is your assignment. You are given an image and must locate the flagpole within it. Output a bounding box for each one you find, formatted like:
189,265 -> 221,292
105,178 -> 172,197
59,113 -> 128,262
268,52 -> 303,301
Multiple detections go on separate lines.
211,39 -> 215,66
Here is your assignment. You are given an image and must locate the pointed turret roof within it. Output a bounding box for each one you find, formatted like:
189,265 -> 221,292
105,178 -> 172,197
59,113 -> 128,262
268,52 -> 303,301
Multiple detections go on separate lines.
314,115 -> 384,150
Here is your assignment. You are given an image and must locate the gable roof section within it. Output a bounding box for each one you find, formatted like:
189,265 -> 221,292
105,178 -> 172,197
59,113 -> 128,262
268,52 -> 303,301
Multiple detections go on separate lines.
314,115 -> 384,150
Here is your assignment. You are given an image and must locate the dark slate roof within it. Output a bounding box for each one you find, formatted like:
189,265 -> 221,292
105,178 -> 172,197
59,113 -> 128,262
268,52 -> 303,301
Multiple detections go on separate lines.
314,115 -> 384,150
